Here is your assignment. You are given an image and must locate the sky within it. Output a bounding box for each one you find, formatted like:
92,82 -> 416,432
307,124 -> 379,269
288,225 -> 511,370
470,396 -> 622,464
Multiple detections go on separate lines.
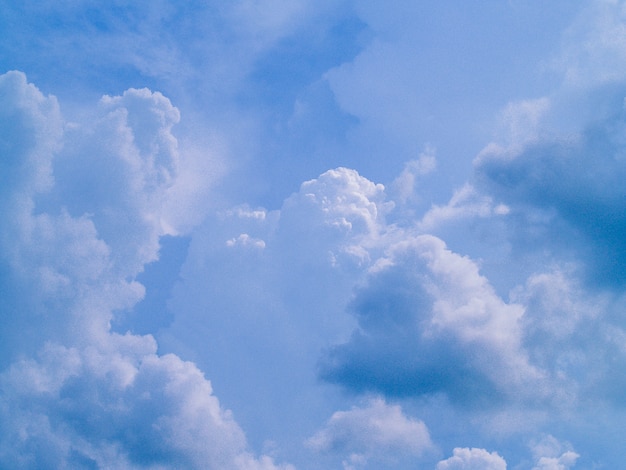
2,0 -> 626,468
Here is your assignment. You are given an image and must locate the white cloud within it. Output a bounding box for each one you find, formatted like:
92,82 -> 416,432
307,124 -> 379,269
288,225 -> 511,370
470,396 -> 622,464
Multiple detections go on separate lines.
54,87 -> 183,276
158,167 -> 395,461
436,447 -> 507,470
307,398 -> 432,465
531,435 -> 579,470
10,2 -> 626,468
0,71 -> 61,198
0,71 -> 291,470
0,336 -> 292,470
284,167 -> 390,237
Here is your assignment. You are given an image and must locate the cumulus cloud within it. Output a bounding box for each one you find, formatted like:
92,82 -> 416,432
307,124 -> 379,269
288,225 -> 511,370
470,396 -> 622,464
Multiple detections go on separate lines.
278,167 -> 393,268
0,71 -> 290,469
0,72 -> 183,357
9,2 -> 626,469
157,167 -> 397,460
54,86 -> 181,275
319,233 -> 539,405
307,398 -> 432,467
160,146 -> 626,468
436,447 -> 507,470
560,0 -> 626,88
0,71 -> 61,198
0,336 -> 292,469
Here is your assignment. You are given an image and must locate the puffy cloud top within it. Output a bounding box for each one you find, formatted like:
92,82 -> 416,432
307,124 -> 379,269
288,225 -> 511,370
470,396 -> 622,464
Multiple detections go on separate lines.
279,167 -> 392,268
307,398 -> 432,455
436,447 -> 507,470
307,398 -> 432,468
0,71 -> 61,198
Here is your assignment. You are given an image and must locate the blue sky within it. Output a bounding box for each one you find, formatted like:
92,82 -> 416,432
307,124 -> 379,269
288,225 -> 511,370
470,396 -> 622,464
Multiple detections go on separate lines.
2,1 -> 626,468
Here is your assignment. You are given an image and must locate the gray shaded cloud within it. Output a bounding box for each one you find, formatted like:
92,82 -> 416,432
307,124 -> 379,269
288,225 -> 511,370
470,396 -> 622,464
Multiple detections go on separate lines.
319,234 -> 539,406
475,98 -> 626,285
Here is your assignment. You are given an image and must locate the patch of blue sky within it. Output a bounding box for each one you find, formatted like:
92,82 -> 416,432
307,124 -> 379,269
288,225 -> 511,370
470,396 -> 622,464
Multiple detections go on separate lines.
115,235 -> 191,336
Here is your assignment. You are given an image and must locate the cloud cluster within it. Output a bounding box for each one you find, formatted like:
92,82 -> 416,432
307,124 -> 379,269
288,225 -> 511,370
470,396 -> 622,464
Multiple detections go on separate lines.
157,167 -> 397,462
0,336 -> 282,469
6,3 -> 626,467
0,71 -> 289,469
162,150 -> 609,466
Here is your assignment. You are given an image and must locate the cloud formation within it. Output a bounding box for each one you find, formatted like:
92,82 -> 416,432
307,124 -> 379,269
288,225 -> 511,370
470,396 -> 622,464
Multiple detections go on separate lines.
0,337 -> 289,469
307,398 -> 432,467
0,71 -> 290,470
319,232 -> 539,405
436,447 -> 506,470
6,2 -> 626,468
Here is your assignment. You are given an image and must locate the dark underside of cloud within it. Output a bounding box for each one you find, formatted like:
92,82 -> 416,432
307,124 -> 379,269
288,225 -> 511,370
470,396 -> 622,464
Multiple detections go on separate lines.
320,333 -> 502,406
317,235 -> 529,409
475,101 -> 626,287
319,276 -> 502,406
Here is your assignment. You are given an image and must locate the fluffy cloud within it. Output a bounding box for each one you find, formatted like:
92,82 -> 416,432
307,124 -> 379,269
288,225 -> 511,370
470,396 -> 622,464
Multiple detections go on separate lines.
0,71 -> 290,469
0,72 -> 180,358
0,71 -> 61,198
8,2 -> 626,469
307,398 -> 432,467
277,166 -> 393,268
157,166 -> 396,463
162,160 -> 610,466
436,447 -> 506,470
0,336 -> 290,469
319,233 -> 539,405
53,86 -> 182,275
